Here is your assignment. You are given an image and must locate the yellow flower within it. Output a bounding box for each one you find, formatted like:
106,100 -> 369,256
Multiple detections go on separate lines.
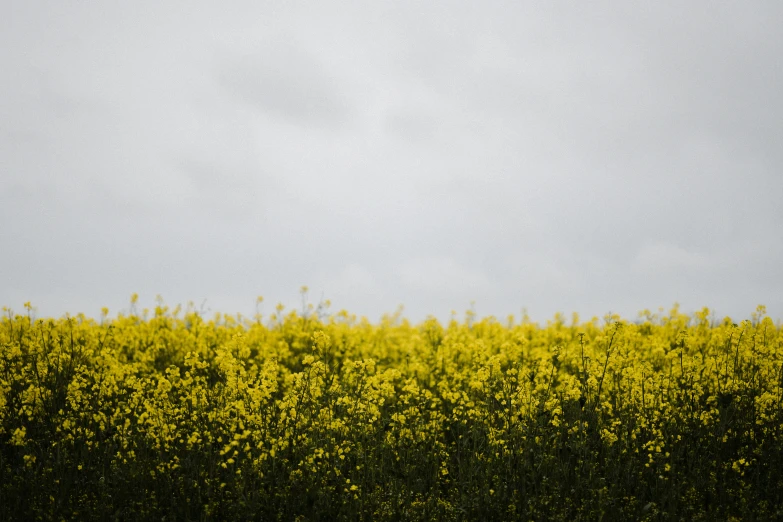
10,427 -> 26,446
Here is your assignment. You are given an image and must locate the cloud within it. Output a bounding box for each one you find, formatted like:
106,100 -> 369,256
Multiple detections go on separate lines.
396,257 -> 492,295
313,264 -> 388,318
174,158 -> 265,219
325,264 -> 381,294
217,40 -> 354,127
632,242 -> 710,274
1,1 -> 782,324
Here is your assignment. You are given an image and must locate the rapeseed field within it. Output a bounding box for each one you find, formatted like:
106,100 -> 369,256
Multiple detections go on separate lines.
1,297 -> 781,521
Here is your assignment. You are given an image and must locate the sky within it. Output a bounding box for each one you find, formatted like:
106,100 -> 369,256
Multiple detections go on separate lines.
1,1 -> 782,325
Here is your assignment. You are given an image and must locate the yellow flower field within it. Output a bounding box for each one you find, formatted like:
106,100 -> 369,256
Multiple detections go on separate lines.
1,299 -> 781,520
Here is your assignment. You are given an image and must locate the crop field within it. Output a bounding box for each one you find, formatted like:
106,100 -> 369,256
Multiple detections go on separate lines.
1,299 -> 781,521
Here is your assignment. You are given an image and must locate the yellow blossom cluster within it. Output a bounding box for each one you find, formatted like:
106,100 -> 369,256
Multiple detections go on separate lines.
0,301 -> 781,520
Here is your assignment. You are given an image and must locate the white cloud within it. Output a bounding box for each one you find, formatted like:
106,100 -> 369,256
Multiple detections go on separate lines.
1,1 -> 782,323
632,242 -> 710,274
396,257 -> 492,295
317,264 -> 385,314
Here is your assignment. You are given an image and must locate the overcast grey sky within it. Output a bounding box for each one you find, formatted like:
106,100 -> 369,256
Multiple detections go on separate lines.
2,1 -> 781,324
